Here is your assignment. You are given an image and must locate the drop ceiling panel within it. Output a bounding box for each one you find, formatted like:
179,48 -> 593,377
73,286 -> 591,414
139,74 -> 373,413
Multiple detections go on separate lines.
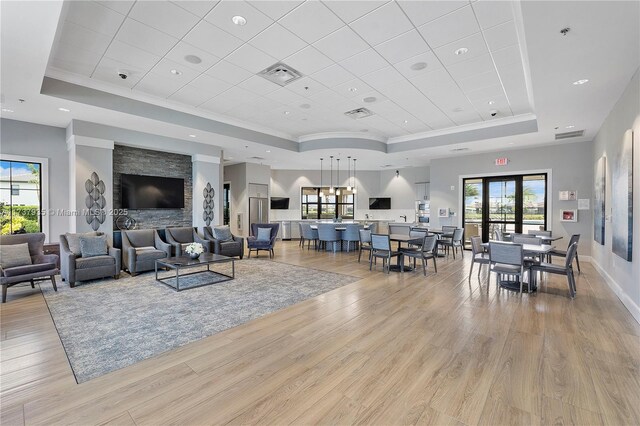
310,64 -> 354,87
104,40 -> 161,70
204,1 -> 273,41
50,43 -> 103,76
172,0 -> 219,18
93,56 -> 144,87
397,0 -> 468,27
97,1 -> 134,15
247,1 -> 303,20
225,43 -> 277,73
264,87 -> 307,105
285,77 -> 328,98
447,53 -> 496,80
249,23 -> 306,59
334,79 -> 375,98
472,0 -> 514,30
64,1 -> 126,37
483,20 -> 519,51
350,2 -> 413,46
237,75 -> 280,96
164,42 -> 219,73
374,30 -> 430,64
339,49 -> 388,77
204,60 -> 253,85
150,57 -> 200,84
134,71 -> 185,98
284,46 -> 333,75
491,44 -> 522,68
168,84 -> 216,106
128,1 -> 200,39
322,0 -> 387,23
183,21 -> 244,57
464,84 -> 505,102
115,18 -> 178,57
279,1 -> 344,44
417,5 -> 480,48
457,69 -> 502,93
434,32 -> 489,65
361,66 -> 405,89
313,26 -> 369,62
189,74 -> 232,96
393,50 -> 442,78
57,21 -> 112,55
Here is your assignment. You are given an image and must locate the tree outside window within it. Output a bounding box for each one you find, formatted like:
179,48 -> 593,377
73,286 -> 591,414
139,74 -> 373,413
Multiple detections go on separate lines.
1,160 -> 42,234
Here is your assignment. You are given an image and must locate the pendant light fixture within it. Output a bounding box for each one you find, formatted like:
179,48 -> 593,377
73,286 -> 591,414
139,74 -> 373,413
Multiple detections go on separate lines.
329,156 -> 334,194
336,158 -> 341,196
352,158 -> 357,194
319,158 -> 324,198
347,156 -> 352,191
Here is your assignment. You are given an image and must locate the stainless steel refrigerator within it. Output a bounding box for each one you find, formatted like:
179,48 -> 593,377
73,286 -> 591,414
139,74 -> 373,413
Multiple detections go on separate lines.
249,197 -> 269,235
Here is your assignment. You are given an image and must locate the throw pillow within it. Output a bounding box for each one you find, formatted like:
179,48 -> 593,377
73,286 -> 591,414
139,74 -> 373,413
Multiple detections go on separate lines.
79,235 -> 108,258
213,226 -> 233,242
66,232 -> 98,255
257,227 -> 271,241
0,243 -> 32,269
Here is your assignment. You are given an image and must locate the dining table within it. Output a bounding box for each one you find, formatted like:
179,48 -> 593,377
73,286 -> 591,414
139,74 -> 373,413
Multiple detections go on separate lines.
482,241 -> 555,292
387,234 -> 424,272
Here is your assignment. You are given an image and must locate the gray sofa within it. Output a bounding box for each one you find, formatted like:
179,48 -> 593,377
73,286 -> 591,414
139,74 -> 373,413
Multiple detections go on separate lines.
0,233 -> 59,303
165,227 -> 210,256
122,229 -> 172,275
60,232 -> 121,287
203,226 -> 244,259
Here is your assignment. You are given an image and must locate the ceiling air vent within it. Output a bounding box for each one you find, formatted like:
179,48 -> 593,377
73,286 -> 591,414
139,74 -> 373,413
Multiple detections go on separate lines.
344,107 -> 374,119
258,62 -> 303,86
555,130 -> 584,140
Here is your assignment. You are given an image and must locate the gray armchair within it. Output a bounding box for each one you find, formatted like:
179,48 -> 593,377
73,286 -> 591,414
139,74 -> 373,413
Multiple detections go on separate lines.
165,227 -> 209,256
0,233 -> 58,303
122,229 -> 171,275
59,232 -> 121,288
203,226 -> 244,259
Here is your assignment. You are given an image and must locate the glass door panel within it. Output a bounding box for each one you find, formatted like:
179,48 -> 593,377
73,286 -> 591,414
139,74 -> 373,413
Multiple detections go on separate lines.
522,174 -> 547,234
485,178 -> 520,240
463,179 -> 483,248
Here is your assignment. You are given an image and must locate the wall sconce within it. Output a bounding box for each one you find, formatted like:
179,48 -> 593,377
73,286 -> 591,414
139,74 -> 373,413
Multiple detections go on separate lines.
395,170 -> 400,178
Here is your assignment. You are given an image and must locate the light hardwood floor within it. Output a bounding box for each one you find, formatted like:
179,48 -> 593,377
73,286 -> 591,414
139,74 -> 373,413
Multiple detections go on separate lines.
1,241 -> 639,425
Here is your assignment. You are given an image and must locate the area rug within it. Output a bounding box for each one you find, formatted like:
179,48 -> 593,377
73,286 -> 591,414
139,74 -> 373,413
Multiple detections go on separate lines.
40,259 -> 359,383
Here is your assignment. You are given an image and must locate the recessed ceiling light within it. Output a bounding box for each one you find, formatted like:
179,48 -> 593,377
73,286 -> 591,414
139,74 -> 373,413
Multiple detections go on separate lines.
232,15 -> 247,26
572,79 -> 589,85
1,108 -> 14,112
283,111 -> 290,115
348,87 -> 357,92
508,142 -> 515,145
58,107 -> 70,112
454,47 -> 469,55
189,134 -> 196,138
363,96 -> 377,103
184,55 -> 202,64
300,103 -> 311,109
266,150 -> 271,153
170,69 -> 182,75
487,100 -> 495,105
403,120 -> 409,124
565,125 -> 575,129
452,107 -> 463,112
410,62 -> 427,71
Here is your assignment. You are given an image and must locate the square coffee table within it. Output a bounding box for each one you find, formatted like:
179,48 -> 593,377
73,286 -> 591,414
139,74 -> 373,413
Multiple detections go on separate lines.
155,253 -> 235,292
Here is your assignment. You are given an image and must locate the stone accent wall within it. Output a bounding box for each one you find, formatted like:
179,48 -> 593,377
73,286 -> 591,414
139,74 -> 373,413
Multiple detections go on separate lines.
113,145 -> 192,229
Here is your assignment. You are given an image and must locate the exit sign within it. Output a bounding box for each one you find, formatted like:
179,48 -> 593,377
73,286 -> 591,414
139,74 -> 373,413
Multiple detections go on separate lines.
495,157 -> 509,166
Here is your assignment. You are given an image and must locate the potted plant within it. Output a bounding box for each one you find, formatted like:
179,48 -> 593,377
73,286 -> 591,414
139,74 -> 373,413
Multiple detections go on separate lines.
185,242 -> 204,259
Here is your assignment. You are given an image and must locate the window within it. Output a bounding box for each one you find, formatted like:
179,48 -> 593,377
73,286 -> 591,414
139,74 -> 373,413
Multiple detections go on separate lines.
301,187 -> 355,220
1,160 -> 42,234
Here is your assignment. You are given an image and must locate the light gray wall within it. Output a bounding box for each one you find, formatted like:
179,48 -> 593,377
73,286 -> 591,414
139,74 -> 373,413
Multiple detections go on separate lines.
269,166 -> 430,222
429,141 -> 594,255
1,118 -> 69,240
591,67 -> 640,322
223,163 -> 247,236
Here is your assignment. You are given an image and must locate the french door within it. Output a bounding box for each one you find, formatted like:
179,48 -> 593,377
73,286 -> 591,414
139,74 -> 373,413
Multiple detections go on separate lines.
463,174 -> 547,245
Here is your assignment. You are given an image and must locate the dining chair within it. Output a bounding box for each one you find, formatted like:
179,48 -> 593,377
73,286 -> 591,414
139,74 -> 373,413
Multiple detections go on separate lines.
298,222 -> 305,247
548,234 -> 581,273
400,235 -> 437,276
469,236 -> 490,282
528,230 -> 552,237
317,224 -> 341,252
489,242 -> 528,293
530,242 -> 578,298
300,223 -> 319,250
437,228 -> 464,259
388,224 -> 410,235
358,229 -> 372,263
342,224 -> 362,253
370,234 -> 403,274
407,229 -> 428,249
512,235 -> 541,245
367,223 -> 378,234
493,228 -> 504,241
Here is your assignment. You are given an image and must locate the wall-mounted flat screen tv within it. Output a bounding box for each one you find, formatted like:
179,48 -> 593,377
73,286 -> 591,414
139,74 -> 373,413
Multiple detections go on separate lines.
369,197 -> 391,210
270,197 -> 290,209
121,174 -> 184,209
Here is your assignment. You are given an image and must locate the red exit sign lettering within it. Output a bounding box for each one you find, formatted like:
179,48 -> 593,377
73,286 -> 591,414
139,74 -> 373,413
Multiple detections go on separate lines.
495,157 -> 509,166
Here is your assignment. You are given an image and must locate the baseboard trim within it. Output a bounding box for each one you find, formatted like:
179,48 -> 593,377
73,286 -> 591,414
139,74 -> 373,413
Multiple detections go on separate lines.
590,257 -> 640,325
